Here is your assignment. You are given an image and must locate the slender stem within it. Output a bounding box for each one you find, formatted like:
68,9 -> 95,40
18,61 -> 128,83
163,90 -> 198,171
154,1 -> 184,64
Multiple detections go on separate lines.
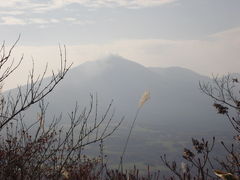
118,107 -> 141,172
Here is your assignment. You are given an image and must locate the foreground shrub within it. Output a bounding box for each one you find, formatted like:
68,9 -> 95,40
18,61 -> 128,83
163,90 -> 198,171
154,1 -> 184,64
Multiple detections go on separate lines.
161,75 -> 240,180
0,38 -> 122,180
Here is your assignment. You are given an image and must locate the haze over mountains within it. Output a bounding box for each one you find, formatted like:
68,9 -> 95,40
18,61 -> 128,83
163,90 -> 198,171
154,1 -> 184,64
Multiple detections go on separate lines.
6,55 -> 234,170
6,55 -> 232,132
32,55 -> 228,132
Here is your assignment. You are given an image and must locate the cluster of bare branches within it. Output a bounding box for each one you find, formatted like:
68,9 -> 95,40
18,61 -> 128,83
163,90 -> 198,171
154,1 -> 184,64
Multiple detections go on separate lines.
0,97 -> 123,179
199,75 -> 240,133
161,75 -> 240,180
0,36 -> 23,86
0,36 -> 71,129
161,137 -> 216,180
106,166 -> 160,180
0,38 -> 124,179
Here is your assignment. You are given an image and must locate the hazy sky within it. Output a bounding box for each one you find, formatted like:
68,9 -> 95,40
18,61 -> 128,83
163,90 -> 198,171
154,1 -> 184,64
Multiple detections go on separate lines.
0,0 -> 240,89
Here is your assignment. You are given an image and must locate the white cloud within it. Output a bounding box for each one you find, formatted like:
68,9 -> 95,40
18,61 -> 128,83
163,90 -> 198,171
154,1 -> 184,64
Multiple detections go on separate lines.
5,26 -> 239,88
0,0 -> 177,14
1,16 -> 26,25
0,10 -> 24,15
0,16 -> 60,25
0,0 -> 28,8
29,18 -> 49,24
71,0 -> 176,9
50,18 -> 59,23
0,15 -> 94,26
124,0 -> 177,8
210,27 -> 240,42
3,25 -> 239,90
0,0 -> 176,26
63,17 -> 77,22
40,27 -> 238,78
73,19 -> 95,25
35,0 -> 177,10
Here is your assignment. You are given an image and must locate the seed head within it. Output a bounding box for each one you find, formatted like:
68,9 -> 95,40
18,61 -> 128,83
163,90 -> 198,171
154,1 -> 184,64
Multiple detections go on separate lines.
139,91 -> 150,108
214,170 -> 238,180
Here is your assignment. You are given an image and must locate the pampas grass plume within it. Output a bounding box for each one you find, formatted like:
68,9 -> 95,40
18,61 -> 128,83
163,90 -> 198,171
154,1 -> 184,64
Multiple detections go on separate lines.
139,91 -> 150,108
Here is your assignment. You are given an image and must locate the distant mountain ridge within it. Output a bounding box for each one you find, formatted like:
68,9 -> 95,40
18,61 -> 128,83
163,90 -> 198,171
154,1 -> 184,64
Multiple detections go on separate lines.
3,56 -> 234,169
148,66 -> 207,82
6,55 -> 231,132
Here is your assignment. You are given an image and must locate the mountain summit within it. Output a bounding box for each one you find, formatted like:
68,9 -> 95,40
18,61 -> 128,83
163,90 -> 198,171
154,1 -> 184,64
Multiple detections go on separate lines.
29,55 -> 226,132
8,55 -> 230,168
6,55 -> 229,133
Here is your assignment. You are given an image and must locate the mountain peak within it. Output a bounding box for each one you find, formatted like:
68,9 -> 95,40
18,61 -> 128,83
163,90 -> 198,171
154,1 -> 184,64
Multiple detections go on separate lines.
70,55 -> 150,77
96,55 -> 145,68
98,54 -> 127,62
